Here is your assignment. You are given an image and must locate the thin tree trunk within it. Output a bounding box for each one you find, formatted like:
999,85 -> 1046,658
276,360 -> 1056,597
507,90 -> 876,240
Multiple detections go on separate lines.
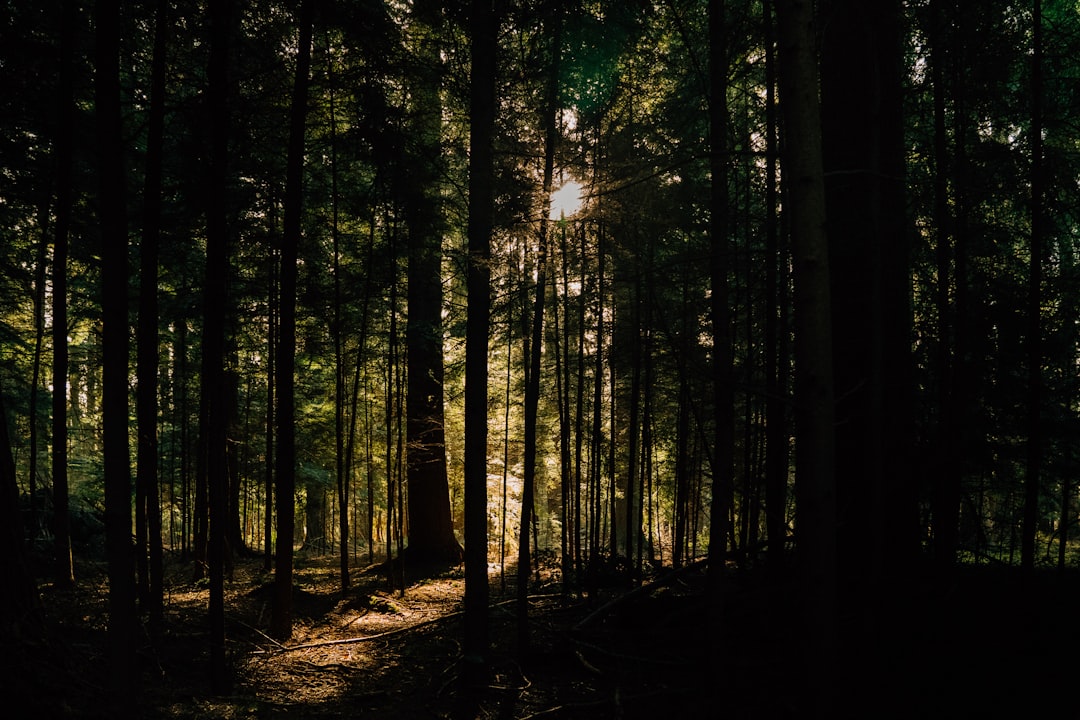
326,35 -> 350,593
28,228 -> 47,545
52,0 -> 76,588
264,248 -> 276,572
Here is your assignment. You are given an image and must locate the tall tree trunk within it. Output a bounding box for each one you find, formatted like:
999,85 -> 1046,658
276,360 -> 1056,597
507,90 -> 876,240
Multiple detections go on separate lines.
52,0 -> 76,589
404,0 -> 460,566
272,0 -> 313,641
28,224 -> 47,545
264,248 -> 276,572
463,0 -> 495,691
138,0 -> 168,637
97,0 -> 137,708
205,0 -> 235,691
519,0 -> 561,651
775,0 -> 837,714
326,37 -> 350,594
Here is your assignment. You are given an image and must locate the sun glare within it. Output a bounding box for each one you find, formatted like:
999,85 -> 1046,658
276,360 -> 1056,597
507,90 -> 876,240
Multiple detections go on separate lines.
549,180 -> 584,220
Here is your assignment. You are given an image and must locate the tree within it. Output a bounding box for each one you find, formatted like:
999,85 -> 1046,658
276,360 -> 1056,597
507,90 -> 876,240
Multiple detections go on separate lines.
52,0 -> 76,590
775,0 -> 837,713
462,0 -> 496,691
97,0 -> 137,709
272,0 -> 313,642
518,0 -> 562,653
403,0 -> 461,567
820,0 -> 914,599
205,0 -> 235,690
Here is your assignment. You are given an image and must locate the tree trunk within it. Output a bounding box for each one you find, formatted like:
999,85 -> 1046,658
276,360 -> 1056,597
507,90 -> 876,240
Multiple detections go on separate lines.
205,0 -> 235,691
519,0 -> 561,651
326,36 -> 350,593
272,0 -> 313,641
28,224 -> 47,545
97,0 -> 137,708
264,247 -> 276,572
52,0 -> 75,589
775,0 -> 837,713
463,0 -> 495,691
404,0 -> 461,566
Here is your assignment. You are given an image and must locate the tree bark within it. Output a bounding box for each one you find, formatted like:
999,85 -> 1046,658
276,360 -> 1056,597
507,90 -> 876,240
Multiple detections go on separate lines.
404,0 -> 461,566
205,0 -> 235,690
519,0 -> 561,652
775,0 -> 837,713
97,0 -> 137,708
463,0 -> 495,690
272,0 -> 313,641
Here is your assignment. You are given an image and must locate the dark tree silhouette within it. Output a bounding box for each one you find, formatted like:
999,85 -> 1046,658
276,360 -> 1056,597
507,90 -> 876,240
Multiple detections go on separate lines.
776,0 -> 837,713
272,0 -> 313,641
463,0 -> 496,690
204,0 -> 235,690
96,0 -> 137,709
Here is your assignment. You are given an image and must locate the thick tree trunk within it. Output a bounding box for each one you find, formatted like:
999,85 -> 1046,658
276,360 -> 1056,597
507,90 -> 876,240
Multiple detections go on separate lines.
205,0 -> 235,690
775,0 -> 837,714
97,0 -> 137,708
519,0 -> 561,651
272,0 -> 313,641
463,0 -> 495,690
404,0 -> 461,566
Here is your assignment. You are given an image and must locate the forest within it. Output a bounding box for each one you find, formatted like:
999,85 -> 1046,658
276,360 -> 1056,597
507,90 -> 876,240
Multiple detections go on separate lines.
3,0 -> 1080,717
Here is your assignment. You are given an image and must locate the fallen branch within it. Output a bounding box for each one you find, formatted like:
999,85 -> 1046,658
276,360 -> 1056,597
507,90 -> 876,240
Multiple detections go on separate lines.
262,611 -> 464,654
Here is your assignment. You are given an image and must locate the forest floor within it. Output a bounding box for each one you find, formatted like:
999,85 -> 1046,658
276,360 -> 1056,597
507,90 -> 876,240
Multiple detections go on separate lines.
9,548 -> 1080,719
